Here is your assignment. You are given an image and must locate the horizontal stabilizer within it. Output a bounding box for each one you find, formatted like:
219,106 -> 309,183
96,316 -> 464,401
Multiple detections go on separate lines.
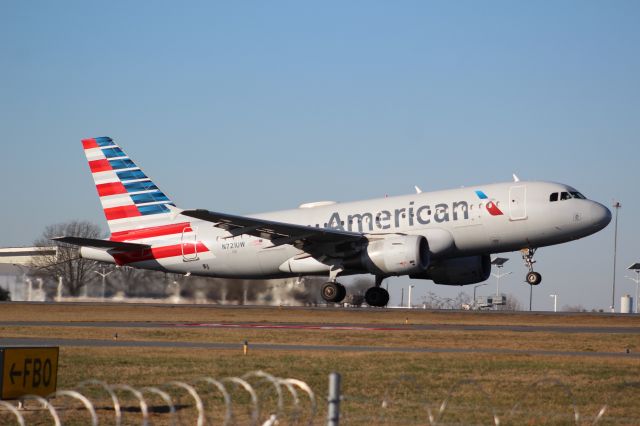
51,237 -> 150,251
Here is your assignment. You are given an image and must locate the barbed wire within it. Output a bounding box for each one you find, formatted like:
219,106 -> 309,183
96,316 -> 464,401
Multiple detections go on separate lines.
0,372 -> 637,425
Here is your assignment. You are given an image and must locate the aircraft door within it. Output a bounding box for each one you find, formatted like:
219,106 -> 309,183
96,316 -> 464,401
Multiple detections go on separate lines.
181,226 -> 199,261
509,186 -> 527,221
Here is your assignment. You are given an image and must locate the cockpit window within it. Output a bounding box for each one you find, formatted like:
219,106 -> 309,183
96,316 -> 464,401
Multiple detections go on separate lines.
552,191 -> 586,203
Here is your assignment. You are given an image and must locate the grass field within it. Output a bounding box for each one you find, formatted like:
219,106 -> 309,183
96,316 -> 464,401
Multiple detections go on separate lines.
1,302 -> 639,425
2,302 -> 640,326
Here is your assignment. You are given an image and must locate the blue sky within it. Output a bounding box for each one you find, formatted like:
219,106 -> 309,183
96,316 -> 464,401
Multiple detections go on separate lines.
2,1 -> 639,310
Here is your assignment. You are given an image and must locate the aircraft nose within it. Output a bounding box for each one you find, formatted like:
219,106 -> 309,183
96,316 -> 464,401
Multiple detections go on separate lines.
590,202 -> 612,230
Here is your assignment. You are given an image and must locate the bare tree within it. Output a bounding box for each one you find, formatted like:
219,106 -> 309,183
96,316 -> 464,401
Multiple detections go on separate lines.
454,291 -> 471,307
106,266 -> 177,298
562,304 -> 586,312
31,221 -> 103,297
502,293 -> 523,311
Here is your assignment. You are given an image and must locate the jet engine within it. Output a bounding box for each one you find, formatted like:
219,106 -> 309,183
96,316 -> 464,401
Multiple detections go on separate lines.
357,235 -> 430,276
410,254 -> 491,285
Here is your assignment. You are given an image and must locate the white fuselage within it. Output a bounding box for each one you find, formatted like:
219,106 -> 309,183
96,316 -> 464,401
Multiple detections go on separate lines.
82,180 -> 611,281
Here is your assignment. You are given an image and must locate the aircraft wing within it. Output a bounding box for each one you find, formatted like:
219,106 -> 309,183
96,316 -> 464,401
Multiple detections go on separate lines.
51,237 -> 151,251
180,209 -> 365,249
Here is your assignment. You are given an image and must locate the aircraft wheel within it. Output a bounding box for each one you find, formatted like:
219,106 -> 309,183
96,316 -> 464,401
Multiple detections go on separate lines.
526,272 -> 542,286
336,283 -> 346,303
365,287 -> 389,307
321,282 -> 346,303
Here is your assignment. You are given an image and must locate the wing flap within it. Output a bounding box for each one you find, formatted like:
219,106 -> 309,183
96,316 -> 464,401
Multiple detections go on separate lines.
181,209 -> 364,246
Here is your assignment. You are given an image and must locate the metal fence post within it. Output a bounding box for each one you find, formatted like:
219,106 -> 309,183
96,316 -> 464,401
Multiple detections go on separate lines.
327,372 -> 341,426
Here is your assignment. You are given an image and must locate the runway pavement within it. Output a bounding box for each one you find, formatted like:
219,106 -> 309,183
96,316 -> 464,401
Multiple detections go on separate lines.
1,318 -> 638,359
0,320 -> 638,334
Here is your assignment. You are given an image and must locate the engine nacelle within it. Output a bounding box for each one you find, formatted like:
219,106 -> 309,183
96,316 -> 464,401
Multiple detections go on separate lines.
360,235 -> 430,276
410,254 -> 491,285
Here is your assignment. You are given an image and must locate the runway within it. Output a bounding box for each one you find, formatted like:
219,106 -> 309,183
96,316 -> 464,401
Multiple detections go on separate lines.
1,317 -> 638,359
0,336 -> 637,359
1,320 -> 638,334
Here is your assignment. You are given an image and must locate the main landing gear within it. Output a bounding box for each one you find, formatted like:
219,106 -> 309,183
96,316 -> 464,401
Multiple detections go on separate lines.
320,274 -> 390,307
321,267 -> 347,304
364,276 -> 389,307
321,281 -> 346,304
521,248 -> 542,286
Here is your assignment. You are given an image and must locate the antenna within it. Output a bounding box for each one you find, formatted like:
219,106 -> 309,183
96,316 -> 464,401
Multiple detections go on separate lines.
512,174 -> 520,182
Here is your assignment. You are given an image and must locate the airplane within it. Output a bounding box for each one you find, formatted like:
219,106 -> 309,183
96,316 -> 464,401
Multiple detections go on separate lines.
55,137 -> 612,307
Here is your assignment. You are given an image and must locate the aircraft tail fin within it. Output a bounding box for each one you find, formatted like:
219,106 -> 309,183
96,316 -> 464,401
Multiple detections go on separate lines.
81,137 -> 177,236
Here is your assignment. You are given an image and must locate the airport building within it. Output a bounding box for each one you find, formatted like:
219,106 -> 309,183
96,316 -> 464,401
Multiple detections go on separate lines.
0,247 -> 57,301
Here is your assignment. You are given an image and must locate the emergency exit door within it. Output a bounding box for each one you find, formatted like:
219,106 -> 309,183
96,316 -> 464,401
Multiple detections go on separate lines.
181,226 -> 199,261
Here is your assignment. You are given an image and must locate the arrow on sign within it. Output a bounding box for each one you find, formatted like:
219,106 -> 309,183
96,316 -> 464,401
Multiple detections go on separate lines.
9,363 -> 22,385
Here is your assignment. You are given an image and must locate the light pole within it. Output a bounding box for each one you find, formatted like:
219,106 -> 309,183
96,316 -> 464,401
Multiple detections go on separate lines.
491,257 -> 510,310
549,294 -> 558,312
12,264 -> 29,301
626,262 -> 640,314
473,283 -> 488,308
56,276 -> 63,301
408,285 -> 415,308
611,201 -> 621,312
94,266 -> 114,300
25,278 -> 32,302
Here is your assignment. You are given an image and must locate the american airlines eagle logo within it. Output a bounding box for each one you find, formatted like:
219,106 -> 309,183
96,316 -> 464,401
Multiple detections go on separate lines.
475,190 -> 504,216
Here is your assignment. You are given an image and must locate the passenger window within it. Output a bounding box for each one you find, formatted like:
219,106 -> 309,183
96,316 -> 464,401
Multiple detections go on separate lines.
560,192 -> 571,200
550,193 -> 558,202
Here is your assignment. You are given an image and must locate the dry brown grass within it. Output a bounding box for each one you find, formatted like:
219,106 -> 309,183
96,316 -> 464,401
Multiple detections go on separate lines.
2,301 -> 640,327
0,325 -> 638,355
1,303 -> 640,425
6,348 -> 640,425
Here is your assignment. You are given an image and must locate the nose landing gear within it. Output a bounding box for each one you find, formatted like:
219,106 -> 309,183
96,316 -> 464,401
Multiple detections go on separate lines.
526,271 -> 542,285
521,248 -> 542,285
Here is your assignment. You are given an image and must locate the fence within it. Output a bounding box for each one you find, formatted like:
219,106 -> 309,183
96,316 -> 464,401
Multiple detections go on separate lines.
0,371 -> 637,425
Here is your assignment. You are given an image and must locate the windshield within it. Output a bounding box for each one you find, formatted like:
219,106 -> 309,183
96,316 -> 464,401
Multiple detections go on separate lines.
558,191 -> 587,201
570,191 -> 586,199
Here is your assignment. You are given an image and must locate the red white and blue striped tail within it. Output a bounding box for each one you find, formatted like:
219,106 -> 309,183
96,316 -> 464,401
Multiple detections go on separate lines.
82,137 -> 177,235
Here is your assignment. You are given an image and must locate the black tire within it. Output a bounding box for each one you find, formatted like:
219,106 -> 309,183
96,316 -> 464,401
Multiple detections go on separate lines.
336,283 -> 347,303
321,282 -> 346,303
365,287 -> 390,307
526,272 -> 542,286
